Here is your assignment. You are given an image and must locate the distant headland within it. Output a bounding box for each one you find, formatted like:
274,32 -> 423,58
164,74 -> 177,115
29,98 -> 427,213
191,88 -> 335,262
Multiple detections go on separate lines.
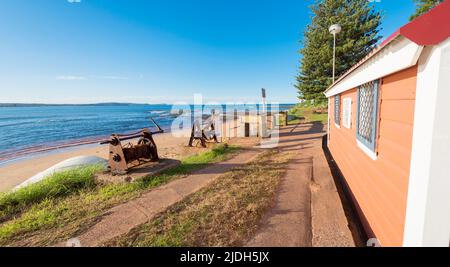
0,103 -> 161,107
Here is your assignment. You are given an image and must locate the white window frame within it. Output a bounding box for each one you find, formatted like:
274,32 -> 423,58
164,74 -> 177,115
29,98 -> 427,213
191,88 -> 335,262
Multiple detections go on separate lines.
342,98 -> 352,129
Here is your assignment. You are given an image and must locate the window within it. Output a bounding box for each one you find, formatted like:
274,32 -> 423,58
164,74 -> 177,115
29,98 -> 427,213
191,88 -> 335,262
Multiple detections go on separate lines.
334,95 -> 341,127
342,98 -> 352,129
356,80 -> 380,156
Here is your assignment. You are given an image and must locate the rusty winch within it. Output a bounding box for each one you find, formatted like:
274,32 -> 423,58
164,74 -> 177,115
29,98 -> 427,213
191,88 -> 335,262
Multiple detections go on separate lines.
100,118 -> 164,175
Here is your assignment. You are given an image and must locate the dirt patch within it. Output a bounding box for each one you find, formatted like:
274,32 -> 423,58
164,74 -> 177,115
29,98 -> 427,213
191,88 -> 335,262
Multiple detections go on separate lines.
96,159 -> 182,184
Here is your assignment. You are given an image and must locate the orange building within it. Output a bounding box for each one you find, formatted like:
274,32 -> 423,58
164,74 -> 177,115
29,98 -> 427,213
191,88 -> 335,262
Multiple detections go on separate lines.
325,1 -> 450,247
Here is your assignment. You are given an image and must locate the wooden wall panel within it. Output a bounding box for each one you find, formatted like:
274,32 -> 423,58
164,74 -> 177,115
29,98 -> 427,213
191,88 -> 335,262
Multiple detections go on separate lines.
328,65 -> 418,246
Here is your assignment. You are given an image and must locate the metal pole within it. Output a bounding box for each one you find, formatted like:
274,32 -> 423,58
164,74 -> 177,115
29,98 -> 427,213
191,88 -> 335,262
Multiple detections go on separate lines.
329,24 -> 341,83
332,32 -> 336,83
261,88 -> 267,114
261,88 -> 268,138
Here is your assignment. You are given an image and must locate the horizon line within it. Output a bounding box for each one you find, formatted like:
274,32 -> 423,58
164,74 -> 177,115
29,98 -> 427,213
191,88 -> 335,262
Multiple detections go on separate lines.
0,102 -> 296,106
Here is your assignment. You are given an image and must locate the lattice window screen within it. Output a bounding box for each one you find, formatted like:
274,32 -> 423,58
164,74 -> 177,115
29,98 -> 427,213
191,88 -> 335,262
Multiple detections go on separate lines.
334,95 -> 340,126
356,80 -> 380,152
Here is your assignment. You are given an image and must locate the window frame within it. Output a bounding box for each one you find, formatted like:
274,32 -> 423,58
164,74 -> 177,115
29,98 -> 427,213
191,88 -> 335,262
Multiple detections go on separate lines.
356,79 -> 380,158
342,97 -> 352,129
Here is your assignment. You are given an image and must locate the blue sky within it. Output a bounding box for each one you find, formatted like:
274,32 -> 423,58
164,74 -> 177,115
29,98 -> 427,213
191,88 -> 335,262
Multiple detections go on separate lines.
0,0 -> 416,104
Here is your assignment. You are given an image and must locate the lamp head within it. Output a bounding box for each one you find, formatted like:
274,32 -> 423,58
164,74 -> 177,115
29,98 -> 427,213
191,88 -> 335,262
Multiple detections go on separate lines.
329,24 -> 342,35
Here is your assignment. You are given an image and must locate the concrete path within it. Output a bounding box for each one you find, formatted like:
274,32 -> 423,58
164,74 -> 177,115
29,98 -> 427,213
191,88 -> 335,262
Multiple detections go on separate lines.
63,147 -> 262,247
310,141 -> 355,247
246,151 -> 313,247
247,122 -> 355,247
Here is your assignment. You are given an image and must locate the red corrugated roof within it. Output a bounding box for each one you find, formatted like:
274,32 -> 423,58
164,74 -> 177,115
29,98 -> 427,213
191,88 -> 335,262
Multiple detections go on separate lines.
326,0 -> 450,91
401,0 -> 450,45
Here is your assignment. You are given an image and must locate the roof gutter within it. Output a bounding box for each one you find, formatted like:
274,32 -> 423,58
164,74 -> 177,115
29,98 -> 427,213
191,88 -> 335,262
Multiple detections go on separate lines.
323,0 -> 449,97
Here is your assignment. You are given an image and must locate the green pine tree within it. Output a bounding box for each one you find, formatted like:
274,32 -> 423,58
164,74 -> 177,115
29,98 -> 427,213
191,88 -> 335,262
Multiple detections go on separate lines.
410,0 -> 444,20
295,0 -> 382,105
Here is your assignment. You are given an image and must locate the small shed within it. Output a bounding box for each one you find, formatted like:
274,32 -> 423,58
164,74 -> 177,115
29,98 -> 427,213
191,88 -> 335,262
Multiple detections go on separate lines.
324,1 -> 450,247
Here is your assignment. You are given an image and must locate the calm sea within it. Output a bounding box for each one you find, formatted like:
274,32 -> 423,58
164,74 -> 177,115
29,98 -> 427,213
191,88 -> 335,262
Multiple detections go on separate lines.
0,104 -> 293,163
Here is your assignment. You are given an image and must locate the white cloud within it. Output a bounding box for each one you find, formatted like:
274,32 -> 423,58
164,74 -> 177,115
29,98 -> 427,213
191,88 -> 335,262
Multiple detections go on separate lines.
97,75 -> 130,80
56,75 -> 86,81
67,0 -> 82,3
55,75 -> 132,81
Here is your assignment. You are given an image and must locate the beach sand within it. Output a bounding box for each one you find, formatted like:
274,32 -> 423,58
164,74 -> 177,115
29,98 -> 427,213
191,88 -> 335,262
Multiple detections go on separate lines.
0,130 -> 211,193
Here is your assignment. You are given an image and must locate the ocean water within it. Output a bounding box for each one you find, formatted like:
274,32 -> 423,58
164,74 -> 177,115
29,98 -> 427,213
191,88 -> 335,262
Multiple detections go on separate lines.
0,104 -> 293,162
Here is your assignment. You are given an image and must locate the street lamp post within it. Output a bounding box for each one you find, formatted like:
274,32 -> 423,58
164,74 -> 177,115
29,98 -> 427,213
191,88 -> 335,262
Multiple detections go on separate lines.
329,24 -> 342,83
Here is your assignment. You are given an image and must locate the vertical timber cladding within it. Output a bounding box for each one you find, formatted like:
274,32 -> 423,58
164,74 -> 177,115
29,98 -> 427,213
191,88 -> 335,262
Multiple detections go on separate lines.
328,65 -> 418,246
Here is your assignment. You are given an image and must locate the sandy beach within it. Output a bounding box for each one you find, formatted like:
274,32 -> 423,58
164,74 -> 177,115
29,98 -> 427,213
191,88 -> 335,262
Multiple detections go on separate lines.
0,130 -> 210,193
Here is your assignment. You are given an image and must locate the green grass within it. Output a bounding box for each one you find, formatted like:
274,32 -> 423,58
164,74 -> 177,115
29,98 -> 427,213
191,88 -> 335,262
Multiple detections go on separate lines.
0,144 -> 239,246
106,149 -> 293,247
0,165 -> 105,222
287,104 -> 328,125
162,144 -> 239,176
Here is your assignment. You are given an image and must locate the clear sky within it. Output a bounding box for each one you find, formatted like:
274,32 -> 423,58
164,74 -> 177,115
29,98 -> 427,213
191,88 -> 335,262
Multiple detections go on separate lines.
0,0 -> 417,104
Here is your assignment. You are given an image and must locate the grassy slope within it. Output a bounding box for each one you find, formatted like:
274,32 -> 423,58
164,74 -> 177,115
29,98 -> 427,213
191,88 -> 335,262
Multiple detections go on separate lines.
287,104 -> 328,125
106,149 -> 293,247
0,144 -> 239,246
0,165 -> 104,222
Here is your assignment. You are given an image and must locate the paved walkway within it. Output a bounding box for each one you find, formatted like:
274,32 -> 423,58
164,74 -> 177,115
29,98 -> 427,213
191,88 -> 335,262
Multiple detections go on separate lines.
247,122 -> 355,247
63,147 -> 262,247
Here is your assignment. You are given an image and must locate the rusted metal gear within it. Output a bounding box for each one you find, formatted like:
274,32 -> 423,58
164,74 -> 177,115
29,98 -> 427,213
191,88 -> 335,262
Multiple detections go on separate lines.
100,118 -> 164,175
